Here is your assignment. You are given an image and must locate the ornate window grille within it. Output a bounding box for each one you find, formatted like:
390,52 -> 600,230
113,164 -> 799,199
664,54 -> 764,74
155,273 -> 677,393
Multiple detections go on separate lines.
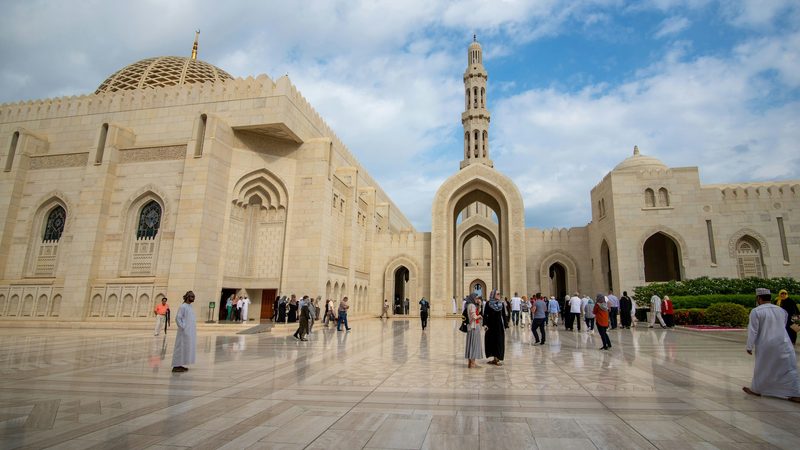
137,201 -> 161,239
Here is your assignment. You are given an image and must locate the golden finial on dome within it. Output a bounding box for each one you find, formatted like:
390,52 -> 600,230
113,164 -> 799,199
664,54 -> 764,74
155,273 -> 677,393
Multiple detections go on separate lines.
191,29 -> 200,60
633,145 -> 640,156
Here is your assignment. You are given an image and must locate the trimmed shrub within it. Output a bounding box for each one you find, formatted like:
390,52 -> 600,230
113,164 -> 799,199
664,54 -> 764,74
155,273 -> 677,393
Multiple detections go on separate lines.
670,294 -> 753,310
674,308 -> 706,325
704,303 -> 749,328
632,276 -> 800,304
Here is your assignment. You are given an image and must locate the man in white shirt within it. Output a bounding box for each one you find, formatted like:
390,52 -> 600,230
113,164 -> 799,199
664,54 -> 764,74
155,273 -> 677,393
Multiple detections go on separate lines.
548,296 -> 560,327
649,295 -> 667,328
568,294 -> 582,331
744,288 -> 800,402
510,293 -> 522,327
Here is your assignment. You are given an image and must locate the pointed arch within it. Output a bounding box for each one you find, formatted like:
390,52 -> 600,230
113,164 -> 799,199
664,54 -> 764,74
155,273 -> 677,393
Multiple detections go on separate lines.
728,228 -> 770,258
641,230 -> 685,282
538,251 -> 579,298
25,194 -> 71,277
384,255 -> 421,312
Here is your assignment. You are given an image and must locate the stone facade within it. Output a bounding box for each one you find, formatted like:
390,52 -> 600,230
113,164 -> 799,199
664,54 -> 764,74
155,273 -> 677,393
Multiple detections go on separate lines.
1,41 -> 798,322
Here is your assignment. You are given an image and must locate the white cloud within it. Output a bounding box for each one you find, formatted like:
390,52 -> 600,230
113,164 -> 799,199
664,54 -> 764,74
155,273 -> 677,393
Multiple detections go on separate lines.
654,16 -> 691,38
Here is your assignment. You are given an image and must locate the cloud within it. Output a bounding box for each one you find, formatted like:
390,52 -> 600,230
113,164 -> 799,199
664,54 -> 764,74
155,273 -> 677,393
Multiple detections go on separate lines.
654,16 -> 691,38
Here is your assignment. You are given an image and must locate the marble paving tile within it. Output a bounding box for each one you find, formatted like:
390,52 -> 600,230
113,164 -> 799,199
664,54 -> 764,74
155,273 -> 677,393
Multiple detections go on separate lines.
0,320 -> 797,450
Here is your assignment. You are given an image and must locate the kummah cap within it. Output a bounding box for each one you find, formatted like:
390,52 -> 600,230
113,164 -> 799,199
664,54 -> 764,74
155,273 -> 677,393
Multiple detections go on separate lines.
755,288 -> 771,296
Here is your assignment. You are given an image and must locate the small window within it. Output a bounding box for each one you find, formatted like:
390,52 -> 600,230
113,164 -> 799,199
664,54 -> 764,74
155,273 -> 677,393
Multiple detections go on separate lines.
644,188 -> 655,207
4,131 -> 19,171
136,201 -> 162,239
658,188 -> 670,206
43,206 -> 66,242
95,124 -> 108,165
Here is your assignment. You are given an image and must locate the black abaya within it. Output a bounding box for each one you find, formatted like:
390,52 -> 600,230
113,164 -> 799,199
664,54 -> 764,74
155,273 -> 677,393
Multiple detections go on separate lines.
483,305 -> 506,360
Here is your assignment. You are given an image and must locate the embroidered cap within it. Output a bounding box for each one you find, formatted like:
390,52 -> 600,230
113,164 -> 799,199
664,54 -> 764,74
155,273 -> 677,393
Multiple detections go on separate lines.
755,288 -> 771,296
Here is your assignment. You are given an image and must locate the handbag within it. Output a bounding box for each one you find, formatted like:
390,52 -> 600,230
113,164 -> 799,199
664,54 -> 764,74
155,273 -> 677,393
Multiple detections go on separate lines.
459,320 -> 468,333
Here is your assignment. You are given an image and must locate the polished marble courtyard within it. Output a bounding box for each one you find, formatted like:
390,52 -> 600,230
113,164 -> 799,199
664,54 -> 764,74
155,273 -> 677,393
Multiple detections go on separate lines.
1,318 -> 799,450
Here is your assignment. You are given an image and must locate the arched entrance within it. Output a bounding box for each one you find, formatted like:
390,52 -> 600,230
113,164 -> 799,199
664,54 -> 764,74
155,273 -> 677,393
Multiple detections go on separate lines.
469,279 -> 487,298
457,218 -> 498,298
431,165 -> 527,314
643,232 -> 682,282
548,263 -> 567,300
393,266 -> 409,314
600,240 -> 613,291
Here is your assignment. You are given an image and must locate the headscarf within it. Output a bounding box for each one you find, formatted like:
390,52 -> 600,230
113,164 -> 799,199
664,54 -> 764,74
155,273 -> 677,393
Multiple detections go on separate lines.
486,289 -> 504,312
777,289 -> 789,306
596,294 -> 608,311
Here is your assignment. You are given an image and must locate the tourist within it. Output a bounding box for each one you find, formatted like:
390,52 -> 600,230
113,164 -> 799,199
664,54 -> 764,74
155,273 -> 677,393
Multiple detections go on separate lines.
662,295 -> 674,328
171,291 -> 197,373
560,295 -> 569,325
295,297 -> 310,341
568,294 -> 582,331
743,288 -> 800,402
649,295 -> 667,328
277,296 -> 287,323
225,295 -> 233,321
531,294 -> 547,345
594,294 -> 612,350
308,296 -> 319,334
419,297 -> 430,330
520,296 -> 531,327
548,296 -> 560,327
464,294 -> 483,368
607,291 -> 619,329
323,298 -> 335,327
404,297 -> 410,315
235,296 -> 243,321
777,289 -> 798,345
583,295 -> 595,332
510,292 -> 522,327
620,291 -> 633,329
153,297 -> 169,336
380,298 -> 390,319
452,296 -> 458,314
484,289 -> 506,366
630,298 -> 637,327
240,295 -> 251,323
288,295 -> 298,323
503,296 -> 511,329
337,297 -> 351,331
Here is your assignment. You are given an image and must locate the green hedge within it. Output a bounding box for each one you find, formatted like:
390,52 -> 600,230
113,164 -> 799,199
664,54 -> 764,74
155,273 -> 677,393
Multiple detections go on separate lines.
670,294 -> 753,310
632,276 -> 799,305
704,303 -> 749,327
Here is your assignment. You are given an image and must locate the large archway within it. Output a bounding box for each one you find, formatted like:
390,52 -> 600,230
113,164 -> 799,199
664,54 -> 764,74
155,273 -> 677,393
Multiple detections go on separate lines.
431,165 -> 527,314
393,266 -> 409,314
538,251 -> 579,298
643,232 -> 682,282
600,240 -> 613,292
456,218 -> 499,298
548,263 -> 567,300
383,255 -> 420,315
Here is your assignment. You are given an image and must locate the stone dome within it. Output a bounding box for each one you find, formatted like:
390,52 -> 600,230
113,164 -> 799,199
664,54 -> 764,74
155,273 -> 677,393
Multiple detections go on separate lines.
95,56 -> 233,94
613,146 -> 668,172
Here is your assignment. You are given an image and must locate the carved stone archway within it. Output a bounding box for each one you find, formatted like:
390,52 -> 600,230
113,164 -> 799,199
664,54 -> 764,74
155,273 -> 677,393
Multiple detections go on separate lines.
538,251 -> 579,298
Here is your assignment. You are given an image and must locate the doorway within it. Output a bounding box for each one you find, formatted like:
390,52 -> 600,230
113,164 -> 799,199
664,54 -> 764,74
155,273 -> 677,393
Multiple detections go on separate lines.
260,289 -> 277,321
218,288 -> 237,321
549,263 -> 567,300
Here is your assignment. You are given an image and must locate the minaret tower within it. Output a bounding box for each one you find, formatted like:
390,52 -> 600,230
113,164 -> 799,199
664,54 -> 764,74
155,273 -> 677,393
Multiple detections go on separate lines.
460,35 -> 493,169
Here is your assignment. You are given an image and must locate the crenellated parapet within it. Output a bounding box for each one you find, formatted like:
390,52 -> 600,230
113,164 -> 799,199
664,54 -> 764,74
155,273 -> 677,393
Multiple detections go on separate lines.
707,182 -> 800,201
532,227 -> 586,243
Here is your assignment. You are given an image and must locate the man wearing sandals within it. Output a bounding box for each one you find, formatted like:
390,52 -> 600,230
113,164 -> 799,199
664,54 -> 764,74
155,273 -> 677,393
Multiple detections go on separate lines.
743,288 -> 800,403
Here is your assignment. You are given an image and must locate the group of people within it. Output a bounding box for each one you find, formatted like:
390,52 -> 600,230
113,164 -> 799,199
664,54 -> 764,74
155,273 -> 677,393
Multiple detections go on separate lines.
273,294 -> 354,333
223,295 -> 251,323
380,297 -> 431,329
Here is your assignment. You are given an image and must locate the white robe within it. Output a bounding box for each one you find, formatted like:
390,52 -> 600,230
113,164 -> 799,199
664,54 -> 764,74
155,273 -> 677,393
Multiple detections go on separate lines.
747,303 -> 800,398
172,303 -> 197,367
241,297 -> 251,322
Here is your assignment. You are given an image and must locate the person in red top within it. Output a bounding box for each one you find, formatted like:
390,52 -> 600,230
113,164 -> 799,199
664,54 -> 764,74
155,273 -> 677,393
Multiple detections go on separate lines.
153,298 -> 169,336
662,295 -> 675,328
593,294 -> 612,350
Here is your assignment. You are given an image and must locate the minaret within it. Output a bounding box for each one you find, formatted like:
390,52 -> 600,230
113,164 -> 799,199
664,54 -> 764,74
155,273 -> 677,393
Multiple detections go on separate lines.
460,35 -> 493,169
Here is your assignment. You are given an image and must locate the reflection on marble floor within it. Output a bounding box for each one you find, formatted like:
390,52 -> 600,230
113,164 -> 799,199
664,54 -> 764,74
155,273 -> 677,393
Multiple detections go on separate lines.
0,319 -> 798,449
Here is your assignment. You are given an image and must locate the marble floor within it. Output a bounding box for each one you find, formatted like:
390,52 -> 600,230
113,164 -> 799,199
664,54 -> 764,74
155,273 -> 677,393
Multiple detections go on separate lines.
0,318 -> 798,450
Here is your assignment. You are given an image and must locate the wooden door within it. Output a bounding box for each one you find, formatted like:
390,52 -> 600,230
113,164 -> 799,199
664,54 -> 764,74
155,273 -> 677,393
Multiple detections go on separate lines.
260,289 -> 277,321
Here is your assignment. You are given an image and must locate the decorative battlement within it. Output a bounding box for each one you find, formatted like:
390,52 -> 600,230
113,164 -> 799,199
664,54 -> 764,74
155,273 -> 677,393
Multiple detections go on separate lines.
531,227 -> 587,242
707,182 -> 800,201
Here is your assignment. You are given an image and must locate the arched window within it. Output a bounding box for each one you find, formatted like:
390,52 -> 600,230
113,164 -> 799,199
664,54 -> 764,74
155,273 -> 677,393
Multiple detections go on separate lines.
473,87 -> 478,108
43,206 -> 66,242
480,87 -> 485,107
644,188 -> 655,207
482,130 -> 487,156
736,236 -> 765,278
473,130 -> 479,153
465,88 -> 469,110
137,201 -> 162,239
658,188 -> 669,206
464,132 -> 469,157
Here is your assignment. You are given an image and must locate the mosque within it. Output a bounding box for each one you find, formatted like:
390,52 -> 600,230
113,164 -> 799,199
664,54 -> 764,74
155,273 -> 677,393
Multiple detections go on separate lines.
0,36 -> 798,322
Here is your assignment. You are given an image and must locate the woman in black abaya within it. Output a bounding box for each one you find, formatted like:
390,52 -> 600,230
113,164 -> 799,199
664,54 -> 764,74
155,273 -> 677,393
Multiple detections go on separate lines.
483,289 -> 506,366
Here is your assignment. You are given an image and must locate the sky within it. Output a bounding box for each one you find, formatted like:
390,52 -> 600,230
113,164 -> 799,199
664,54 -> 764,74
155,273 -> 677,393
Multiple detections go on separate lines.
1,0 -> 798,231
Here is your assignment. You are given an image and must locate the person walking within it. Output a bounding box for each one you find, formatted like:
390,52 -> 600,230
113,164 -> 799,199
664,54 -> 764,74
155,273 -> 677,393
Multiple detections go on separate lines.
662,295 -> 675,328
743,288 -> 800,402
484,289 -> 506,366
568,294 -> 582,331
225,295 -> 233,321
324,298 -> 336,327
380,298 -> 390,319
649,295 -> 667,328
594,294 -> 612,350
531,294 -> 547,345
583,295 -> 595,332
777,289 -> 798,345
404,297 -> 410,315
308,296 -> 318,334
295,298 -> 310,341
171,291 -> 197,373
520,296 -> 531,327
548,296 -> 560,327
619,291 -> 633,329
464,294 -> 483,369
337,297 -> 351,331
153,297 -> 169,336
419,297 -> 430,330
510,293 -> 522,327
607,291 -> 619,330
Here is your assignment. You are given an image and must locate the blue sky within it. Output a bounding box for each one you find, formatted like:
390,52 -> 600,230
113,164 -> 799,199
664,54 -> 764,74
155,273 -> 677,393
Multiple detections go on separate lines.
1,0 -> 798,231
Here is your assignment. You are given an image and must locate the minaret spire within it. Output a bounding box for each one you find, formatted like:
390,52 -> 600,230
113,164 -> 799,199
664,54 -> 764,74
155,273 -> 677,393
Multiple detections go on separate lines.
191,29 -> 200,60
460,36 -> 493,169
